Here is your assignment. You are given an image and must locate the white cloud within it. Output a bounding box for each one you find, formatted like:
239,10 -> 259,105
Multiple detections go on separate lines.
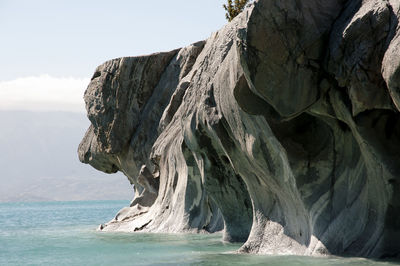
0,75 -> 90,112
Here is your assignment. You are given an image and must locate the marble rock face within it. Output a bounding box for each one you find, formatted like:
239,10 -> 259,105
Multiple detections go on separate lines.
79,0 -> 400,258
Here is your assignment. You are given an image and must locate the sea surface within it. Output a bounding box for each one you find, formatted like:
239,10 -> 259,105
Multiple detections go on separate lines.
0,200 -> 399,266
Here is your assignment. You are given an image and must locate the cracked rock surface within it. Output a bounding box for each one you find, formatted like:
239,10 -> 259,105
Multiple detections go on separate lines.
79,0 -> 400,258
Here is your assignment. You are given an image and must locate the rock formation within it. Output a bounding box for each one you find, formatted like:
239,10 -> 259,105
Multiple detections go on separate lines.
78,0 -> 400,258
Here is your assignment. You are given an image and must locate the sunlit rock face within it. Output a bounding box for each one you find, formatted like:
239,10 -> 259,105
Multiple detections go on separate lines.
79,0 -> 400,258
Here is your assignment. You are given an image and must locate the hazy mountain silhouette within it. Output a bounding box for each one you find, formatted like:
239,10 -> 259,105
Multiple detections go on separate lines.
0,111 -> 133,202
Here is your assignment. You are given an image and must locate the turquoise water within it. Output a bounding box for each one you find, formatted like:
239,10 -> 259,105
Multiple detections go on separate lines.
0,201 -> 398,266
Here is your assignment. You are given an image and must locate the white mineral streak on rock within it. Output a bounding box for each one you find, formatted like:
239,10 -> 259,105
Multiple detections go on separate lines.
79,0 -> 400,258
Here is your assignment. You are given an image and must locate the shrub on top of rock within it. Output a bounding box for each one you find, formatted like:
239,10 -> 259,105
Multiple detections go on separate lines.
223,0 -> 250,21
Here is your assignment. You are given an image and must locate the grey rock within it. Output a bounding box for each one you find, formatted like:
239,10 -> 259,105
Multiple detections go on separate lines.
79,0 -> 400,258
328,0 -> 394,116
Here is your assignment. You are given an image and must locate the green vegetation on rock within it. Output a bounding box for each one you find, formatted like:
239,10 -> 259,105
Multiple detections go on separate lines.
223,0 -> 250,21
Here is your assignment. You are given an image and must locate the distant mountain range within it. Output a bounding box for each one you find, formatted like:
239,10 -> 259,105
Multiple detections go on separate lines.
0,111 -> 133,202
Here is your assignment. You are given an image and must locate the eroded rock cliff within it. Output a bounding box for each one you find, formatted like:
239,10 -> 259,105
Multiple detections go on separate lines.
78,0 -> 400,258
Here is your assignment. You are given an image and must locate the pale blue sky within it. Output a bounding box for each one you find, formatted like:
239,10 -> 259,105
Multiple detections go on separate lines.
0,0 -> 227,111
0,0 -> 227,81
0,1 -> 229,200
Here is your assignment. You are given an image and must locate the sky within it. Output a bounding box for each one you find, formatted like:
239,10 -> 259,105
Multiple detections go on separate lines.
0,0 -> 227,112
